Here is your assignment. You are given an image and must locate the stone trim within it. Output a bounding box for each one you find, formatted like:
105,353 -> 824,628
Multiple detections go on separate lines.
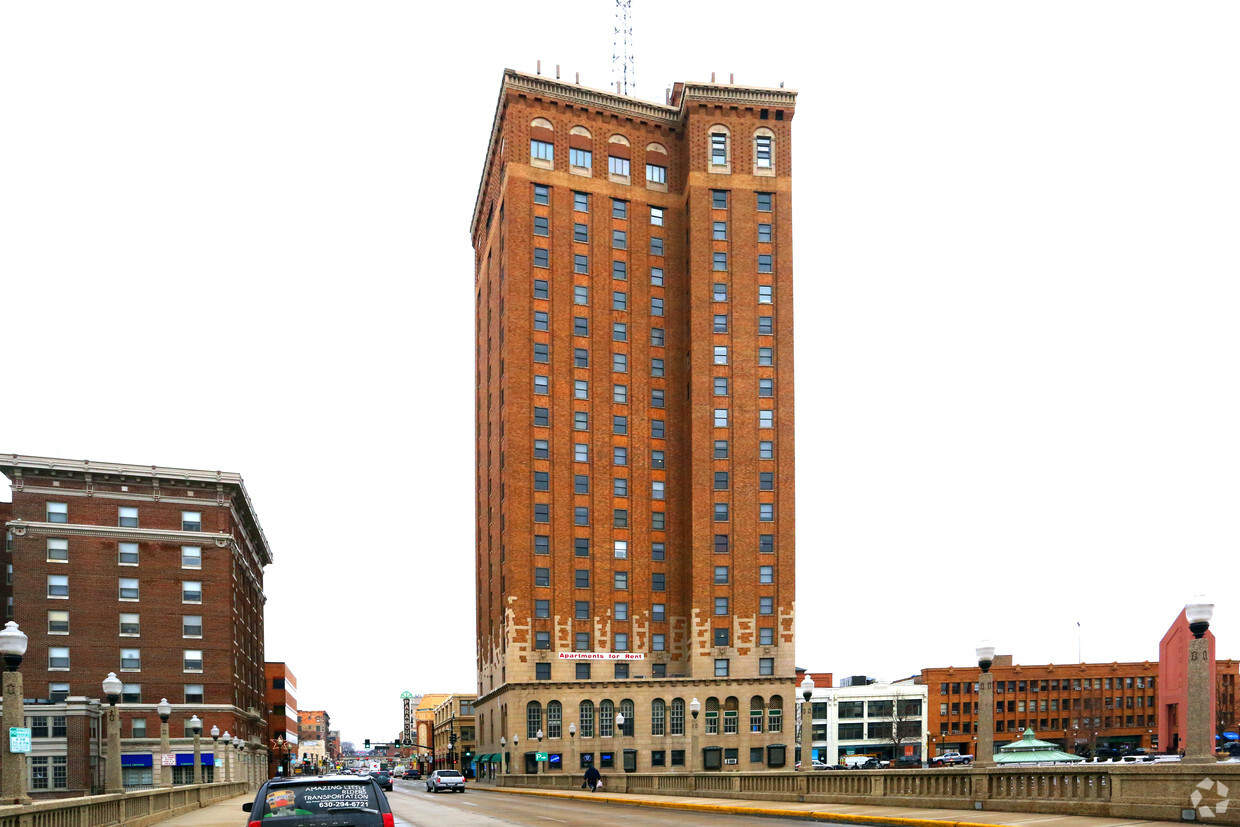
5,519 -> 235,549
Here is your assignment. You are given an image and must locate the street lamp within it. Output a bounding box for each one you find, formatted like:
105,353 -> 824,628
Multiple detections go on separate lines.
211,726 -> 220,783
798,675 -> 815,771
190,715 -> 203,784
0,622 -> 31,804
157,699 -> 173,786
499,737 -> 507,775
567,722 -> 576,777
536,729 -> 544,774
1184,595 -> 1216,764
103,672 -> 124,793
689,698 -> 701,774
975,641 -> 996,768
221,731 -> 232,783
512,734 -> 519,774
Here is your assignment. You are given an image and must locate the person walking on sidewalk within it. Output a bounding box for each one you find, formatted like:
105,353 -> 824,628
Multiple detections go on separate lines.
583,765 -> 601,792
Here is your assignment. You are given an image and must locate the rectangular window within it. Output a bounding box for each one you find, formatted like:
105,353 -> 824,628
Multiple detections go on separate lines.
575,506 -> 589,526
714,534 -> 729,553
714,566 -> 729,585
758,254 -> 773,273
613,477 -> 628,497
46,538 -> 68,562
119,613 -> 140,636
755,135 -> 772,168
614,572 -> 628,590
570,147 -> 592,168
714,346 -> 728,365
121,648 -> 141,671
759,658 -> 774,676
652,542 -> 665,560
182,615 -> 202,637
534,184 -> 550,204
183,650 -> 203,672
650,206 -> 663,225
712,190 -> 728,209
614,383 -> 628,404
760,596 -> 774,615
715,597 -> 729,615
713,282 -> 728,301
534,310 -> 549,331
533,340 -> 549,361
574,191 -> 589,211
759,285 -> 773,304
614,663 -> 629,679
574,254 -> 588,274
713,314 -> 728,333
612,198 -> 628,219
608,155 -> 630,176
533,247 -> 550,268
614,540 -> 628,559
758,223 -> 772,242
715,659 -> 729,677
48,648 -> 70,670
713,251 -> 728,271
575,601 -> 589,620
534,471 -> 550,491
575,475 -> 590,494
184,684 -> 205,703
714,440 -> 729,459
181,546 -> 201,569
760,440 -> 774,459
613,322 -> 627,342
533,215 -> 549,237
759,378 -> 774,397
652,511 -> 665,530
612,291 -> 627,311
651,358 -> 664,377
573,222 -> 589,242
759,627 -> 775,646
181,511 -> 201,531
534,535 -> 550,554
651,388 -> 664,408
118,577 -> 139,601
534,631 -> 551,649
535,662 -> 551,680
651,419 -> 665,438
574,411 -> 589,430
710,133 -> 728,165
118,506 -> 139,528
713,221 -> 728,240
652,480 -> 664,500
534,375 -> 549,394
651,296 -> 664,316
576,661 -> 591,678
46,502 -> 67,523
612,259 -> 627,280
181,581 -> 202,603
760,503 -> 775,522
653,634 -> 666,651
650,237 -> 664,255
534,567 -> 550,587
531,139 -> 553,161
714,377 -> 729,396
613,353 -> 627,373
535,407 -> 550,427
714,503 -> 729,521
652,603 -> 666,621
652,450 -> 665,468
612,229 -> 627,250
646,164 -> 666,184
115,541 -> 138,565
574,538 -> 589,557
760,410 -> 774,429
48,610 -> 70,634
759,347 -> 773,365
651,267 -> 664,286
652,573 -> 665,591
613,446 -> 627,465
614,602 -> 628,620
757,192 -> 772,211
714,471 -> 729,490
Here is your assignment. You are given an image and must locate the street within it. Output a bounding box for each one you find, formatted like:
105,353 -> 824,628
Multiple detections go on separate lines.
385,779 -> 824,826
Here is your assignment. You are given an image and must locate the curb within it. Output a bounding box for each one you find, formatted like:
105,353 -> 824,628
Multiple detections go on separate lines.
475,786 -> 1000,827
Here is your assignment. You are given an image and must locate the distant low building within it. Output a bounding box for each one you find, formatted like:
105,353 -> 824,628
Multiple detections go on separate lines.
803,679 -> 928,765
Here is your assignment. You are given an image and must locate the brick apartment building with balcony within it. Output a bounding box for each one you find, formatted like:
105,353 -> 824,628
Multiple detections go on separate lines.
920,654 -> 1240,756
471,69 -> 797,774
1,454 -> 273,786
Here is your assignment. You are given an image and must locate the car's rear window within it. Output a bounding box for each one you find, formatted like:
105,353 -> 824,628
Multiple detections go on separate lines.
437,771 -> 462,778
261,783 -> 380,820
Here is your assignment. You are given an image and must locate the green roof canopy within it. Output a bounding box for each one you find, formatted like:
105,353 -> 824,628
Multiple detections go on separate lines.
994,728 -> 1085,764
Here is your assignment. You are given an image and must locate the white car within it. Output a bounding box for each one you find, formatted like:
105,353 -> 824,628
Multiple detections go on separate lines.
426,769 -> 465,793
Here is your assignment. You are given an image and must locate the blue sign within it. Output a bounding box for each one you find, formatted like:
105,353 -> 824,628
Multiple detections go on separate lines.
9,727 -> 31,754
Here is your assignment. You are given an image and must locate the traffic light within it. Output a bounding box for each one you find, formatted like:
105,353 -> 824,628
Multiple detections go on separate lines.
364,739 -> 370,748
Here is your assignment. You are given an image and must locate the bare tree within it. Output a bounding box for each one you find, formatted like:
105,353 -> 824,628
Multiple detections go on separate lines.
888,696 -> 923,763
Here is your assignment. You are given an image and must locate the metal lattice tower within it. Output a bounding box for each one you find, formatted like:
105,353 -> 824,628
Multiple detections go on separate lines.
612,0 -> 634,95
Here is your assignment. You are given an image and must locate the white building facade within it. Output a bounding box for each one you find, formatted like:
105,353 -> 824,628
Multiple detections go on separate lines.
805,681 -> 929,765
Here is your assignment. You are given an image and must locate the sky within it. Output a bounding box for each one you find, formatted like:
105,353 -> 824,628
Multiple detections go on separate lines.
2,1 -> 1238,746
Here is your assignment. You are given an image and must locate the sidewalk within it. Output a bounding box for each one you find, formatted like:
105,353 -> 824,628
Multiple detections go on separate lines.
472,784 -> 1180,827
147,793 -> 251,827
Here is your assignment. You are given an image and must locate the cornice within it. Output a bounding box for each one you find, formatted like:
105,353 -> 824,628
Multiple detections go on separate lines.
680,82 -> 798,109
4,519 -> 234,549
476,675 -> 794,705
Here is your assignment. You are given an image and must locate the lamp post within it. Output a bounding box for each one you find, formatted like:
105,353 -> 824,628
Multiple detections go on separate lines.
221,731 -> 232,784
190,715 -> 203,784
536,728 -> 544,774
512,734 -> 519,774
0,622 -> 31,805
103,672 -> 125,793
615,713 -> 624,772
231,736 -> 241,783
567,723 -> 576,776
157,698 -> 173,786
1184,595 -> 1216,764
689,698 -> 700,773
798,675 -> 815,771
211,726 -> 220,782
499,737 -> 506,775
975,641 -> 996,768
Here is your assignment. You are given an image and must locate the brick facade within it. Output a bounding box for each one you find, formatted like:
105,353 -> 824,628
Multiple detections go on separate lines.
264,662 -> 298,777
1,454 -> 272,782
470,70 -> 798,774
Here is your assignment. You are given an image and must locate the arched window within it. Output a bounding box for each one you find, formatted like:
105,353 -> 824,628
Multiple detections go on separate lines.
768,696 -> 784,733
526,701 -> 542,739
705,697 -> 720,735
600,699 -> 615,737
708,124 -> 730,168
670,698 -> 685,736
579,700 -> 595,738
753,127 -> 775,174
608,134 -> 631,178
620,699 -> 635,736
724,696 -> 739,734
547,700 -> 562,738
645,143 -> 668,188
750,696 -> 766,733
651,699 -> 666,736
569,126 -> 593,171
530,117 -> 554,168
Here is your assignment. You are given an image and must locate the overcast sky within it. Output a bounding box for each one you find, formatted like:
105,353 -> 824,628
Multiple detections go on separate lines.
3,1 -> 1238,746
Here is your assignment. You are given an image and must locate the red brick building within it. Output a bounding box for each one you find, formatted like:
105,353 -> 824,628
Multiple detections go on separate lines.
1157,609 -> 1240,754
265,662 -> 298,777
471,70 -> 797,773
1,454 -> 272,782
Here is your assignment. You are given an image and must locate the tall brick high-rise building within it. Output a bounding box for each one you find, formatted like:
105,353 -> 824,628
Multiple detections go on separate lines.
1,454 -> 272,784
471,70 -> 797,774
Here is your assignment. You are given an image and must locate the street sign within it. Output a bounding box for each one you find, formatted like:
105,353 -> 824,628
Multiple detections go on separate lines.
535,752 -> 548,761
8,727 -> 31,754
162,753 -> 177,766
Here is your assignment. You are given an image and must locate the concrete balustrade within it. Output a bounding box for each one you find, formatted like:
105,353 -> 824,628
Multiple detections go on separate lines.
0,781 -> 251,827
499,764 -> 1240,825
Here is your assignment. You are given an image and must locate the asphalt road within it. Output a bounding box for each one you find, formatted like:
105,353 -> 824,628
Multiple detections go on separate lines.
385,779 -> 821,826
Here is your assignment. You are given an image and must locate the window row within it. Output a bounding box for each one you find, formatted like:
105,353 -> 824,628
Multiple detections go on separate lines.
43,503 -> 203,531
523,696 -> 783,740
707,127 -> 777,173
528,534 -> 777,557
45,647 -> 203,672
532,434 -> 778,463
937,676 -> 1156,695
48,610 -> 202,638
41,539 -> 203,568
712,314 -> 779,335
534,186 -> 667,225
46,576 -> 202,603
37,685 -> 208,706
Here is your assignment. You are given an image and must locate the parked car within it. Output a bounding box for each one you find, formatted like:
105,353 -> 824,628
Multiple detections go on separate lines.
243,774 -> 393,827
794,759 -> 831,770
929,751 -> 972,767
426,769 -> 466,793
401,768 -> 421,780
894,756 -> 922,769
373,770 -> 393,791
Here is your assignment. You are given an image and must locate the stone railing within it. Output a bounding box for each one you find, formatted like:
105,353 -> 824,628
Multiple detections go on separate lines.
498,763 -> 1240,825
0,781 -> 252,827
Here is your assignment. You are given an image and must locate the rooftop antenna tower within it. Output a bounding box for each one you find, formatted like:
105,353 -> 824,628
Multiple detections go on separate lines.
612,0 -> 635,96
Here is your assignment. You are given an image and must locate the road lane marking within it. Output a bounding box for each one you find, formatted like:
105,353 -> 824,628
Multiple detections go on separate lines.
537,817 -> 566,822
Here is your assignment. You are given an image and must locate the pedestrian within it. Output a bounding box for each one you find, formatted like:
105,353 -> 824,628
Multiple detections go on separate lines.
583,764 -> 601,792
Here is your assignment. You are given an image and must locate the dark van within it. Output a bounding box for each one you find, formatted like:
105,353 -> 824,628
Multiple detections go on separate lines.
244,775 -> 393,827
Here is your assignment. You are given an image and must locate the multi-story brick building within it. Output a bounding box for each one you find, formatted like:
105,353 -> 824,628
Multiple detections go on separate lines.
415,693 -> 450,775
1,454 -> 272,782
919,654 -> 1240,755
297,709 -> 330,745
430,694 -> 475,777
471,69 -> 797,774
264,662 -> 298,777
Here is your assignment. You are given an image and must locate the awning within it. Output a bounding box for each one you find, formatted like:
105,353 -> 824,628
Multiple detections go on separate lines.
1224,732 -> 1239,741
122,754 -> 153,767
175,754 -> 214,766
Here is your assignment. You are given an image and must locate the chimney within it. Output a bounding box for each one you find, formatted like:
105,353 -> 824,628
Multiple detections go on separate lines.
536,60 -> 541,75
711,71 -> 715,82
729,73 -> 734,84
556,64 -> 560,79
576,72 -> 580,84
